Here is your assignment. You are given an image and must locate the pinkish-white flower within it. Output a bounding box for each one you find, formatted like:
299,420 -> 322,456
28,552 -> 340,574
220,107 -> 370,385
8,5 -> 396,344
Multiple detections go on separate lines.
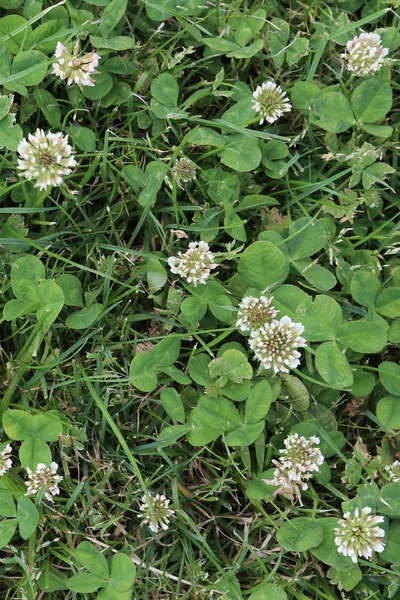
17,129 -> 76,190
252,81 -> 291,125
249,315 -> 306,373
335,507 -> 385,563
168,241 -> 217,286
236,295 -> 278,332
264,433 -> 324,504
0,442 -> 12,476
385,460 -> 400,483
343,32 -> 388,77
138,491 -> 175,533
25,462 -> 63,502
172,157 -> 197,186
52,42 -> 100,88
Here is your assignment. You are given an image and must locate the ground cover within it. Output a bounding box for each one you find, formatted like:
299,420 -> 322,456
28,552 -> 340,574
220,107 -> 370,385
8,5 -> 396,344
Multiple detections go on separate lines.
1,0 -> 400,598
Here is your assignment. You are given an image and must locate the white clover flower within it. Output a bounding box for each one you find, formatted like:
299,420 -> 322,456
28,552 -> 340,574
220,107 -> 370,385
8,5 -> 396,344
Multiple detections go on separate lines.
138,491 -> 175,533
172,157 -> 197,187
343,32 -> 389,77
249,315 -> 306,373
25,462 -> 63,502
252,81 -> 291,125
52,41 -> 100,88
236,296 -> 278,332
168,241 -> 217,286
264,433 -> 324,504
385,460 -> 400,482
0,443 -> 12,476
17,129 -> 77,190
334,507 -> 385,563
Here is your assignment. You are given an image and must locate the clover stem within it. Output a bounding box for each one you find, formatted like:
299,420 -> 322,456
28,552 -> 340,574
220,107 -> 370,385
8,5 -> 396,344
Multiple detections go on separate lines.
0,322 -> 45,420
27,527 -> 37,563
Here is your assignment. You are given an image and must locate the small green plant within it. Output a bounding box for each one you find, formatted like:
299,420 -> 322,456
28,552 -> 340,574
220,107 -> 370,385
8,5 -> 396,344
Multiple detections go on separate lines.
39,541 -> 136,598
2,409 -> 64,469
1,0 -> 400,597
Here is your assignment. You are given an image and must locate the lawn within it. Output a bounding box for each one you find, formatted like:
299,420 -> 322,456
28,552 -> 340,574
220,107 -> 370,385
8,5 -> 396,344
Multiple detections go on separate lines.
1,0 -> 400,598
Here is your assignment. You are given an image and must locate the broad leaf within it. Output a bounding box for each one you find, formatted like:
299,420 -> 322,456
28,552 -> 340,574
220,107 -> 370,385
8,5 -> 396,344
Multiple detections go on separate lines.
249,582 -> 287,600
109,553 -> 136,592
17,496 -> 39,540
3,410 -> 32,440
160,388 -> 185,423
376,288 -> 400,317
277,517 -> 324,552
351,271 -> 381,307
244,380 -> 272,423
315,342 -> 353,389
351,79 -> 392,123
377,395 -> 400,429
336,321 -> 387,354
0,518 -> 17,549
313,92 -> 355,133
0,482 -> 16,518
152,337 -> 181,367
238,241 -> 289,290
66,303 -> 102,330
67,573 -> 106,593
379,362 -> 400,395
74,542 -> 109,579
99,0 -> 127,36
209,349 -> 252,383
129,352 -> 158,392
151,73 -> 179,107
225,422 -> 265,446
19,437 -> 52,470
286,218 -> 325,259
220,135 -> 261,172
295,295 -> 341,342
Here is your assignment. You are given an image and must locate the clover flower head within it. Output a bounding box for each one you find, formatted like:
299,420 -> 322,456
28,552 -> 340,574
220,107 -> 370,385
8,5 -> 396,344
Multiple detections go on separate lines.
168,241 -> 217,286
385,460 -> 400,483
343,32 -> 389,77
252,81 -> 291,125
249,315 -> 306,373
265,433 -> 324,504
172,157 -> 197,186
52,41 -> 100,88
17,129 -> 77,190
138,491 -> 175,533
236,295 -> 278,332
0,443 -> 12,476
25,462 -> 63,502
334,507 -> 385,563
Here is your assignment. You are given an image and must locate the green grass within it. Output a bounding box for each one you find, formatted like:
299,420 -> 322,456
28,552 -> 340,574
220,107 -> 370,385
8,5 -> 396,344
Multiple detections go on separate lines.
1,0 -> 400,598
